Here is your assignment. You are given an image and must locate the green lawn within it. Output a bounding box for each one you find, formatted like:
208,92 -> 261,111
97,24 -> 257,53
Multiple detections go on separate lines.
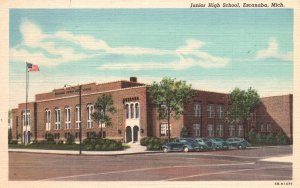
9,143 -> 81,150
9,143 -> 130,151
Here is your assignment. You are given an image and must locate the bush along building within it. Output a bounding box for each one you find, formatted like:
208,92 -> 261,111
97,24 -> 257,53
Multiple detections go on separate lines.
11,77 -> 293,144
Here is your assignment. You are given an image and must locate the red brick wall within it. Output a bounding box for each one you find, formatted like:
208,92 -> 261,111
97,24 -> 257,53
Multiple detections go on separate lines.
12,102 -> 36,141
12,79 -> 293,143
255,94 -> 293,139
34,86 -> 148,142
183,90 -> 229,138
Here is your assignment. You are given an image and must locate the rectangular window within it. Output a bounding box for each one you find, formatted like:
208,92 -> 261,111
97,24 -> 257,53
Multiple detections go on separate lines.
130,104 -> 134,118
216,105 -> 224,119
194,104 -> 201,117
135,103 -> 139,118
216,124 -> 224,137
87,104 -> 94,129
55,109 -> 61,130
193,124 -> 201,137
207,104 -> 215,118
45,109 -> 51,131
229,125 -> 235,137
22,110 -> 30,127
160,123 -> 170,136
65,107 -> 71,129
54,133 -> 60,139
260,124 -> 266,132
125,104 -> 129,119
75,106 -> 81,129
65,132 -> 72,139
207,124 -> 214,137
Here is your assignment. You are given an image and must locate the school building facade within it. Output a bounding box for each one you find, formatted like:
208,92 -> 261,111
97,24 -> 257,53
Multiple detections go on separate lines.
11,77 -> 293,144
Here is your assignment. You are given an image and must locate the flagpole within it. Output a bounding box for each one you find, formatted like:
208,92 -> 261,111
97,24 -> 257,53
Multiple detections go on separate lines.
25,62 -> 28,144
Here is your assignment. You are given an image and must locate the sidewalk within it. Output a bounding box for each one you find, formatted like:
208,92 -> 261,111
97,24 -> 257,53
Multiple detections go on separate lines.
8,142 -> 160,156
259,155 -> 292,163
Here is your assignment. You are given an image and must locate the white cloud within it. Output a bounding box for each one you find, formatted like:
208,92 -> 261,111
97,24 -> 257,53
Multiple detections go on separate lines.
176,39 -> 230,69
256,38 -> 293,61
11,20 -> 230,69
10,20 -> 174,67
20,19 -> 45,47
98,39 -> 230,70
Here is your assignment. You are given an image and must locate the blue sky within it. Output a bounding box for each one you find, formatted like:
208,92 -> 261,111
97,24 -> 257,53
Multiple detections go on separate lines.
9,9 -> 293,108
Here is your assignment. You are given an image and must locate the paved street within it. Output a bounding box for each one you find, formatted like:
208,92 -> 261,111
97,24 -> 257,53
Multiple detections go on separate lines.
9,145 -> 292,181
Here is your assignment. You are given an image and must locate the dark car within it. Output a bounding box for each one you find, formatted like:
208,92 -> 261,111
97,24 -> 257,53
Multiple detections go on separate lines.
194,138 -> 210,151
202,138 -> 214,150
226,137 -> 251,149
162,138 -> 200,152
209,138 -> 229,150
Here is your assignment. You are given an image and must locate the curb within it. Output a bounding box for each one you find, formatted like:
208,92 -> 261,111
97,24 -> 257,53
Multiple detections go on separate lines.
8,149 -> 161,156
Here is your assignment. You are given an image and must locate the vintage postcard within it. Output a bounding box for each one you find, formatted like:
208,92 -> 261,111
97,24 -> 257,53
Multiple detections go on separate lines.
0,0 -> 299,188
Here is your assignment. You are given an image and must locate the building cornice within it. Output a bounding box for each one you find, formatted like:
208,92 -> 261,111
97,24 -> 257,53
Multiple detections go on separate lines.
35,85 -> 147,103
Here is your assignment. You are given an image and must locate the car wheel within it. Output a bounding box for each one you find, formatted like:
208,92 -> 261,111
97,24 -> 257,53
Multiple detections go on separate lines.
163,147 -> 168,153
238,145 -> 243,150
183,147 -> 189,152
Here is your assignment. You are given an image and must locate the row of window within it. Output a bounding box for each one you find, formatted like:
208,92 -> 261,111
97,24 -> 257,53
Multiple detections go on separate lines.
125,102 -> 139,119
159,124 -> 244,137
21,110 -> 31,126
44,104 -> 96,131
194,104 -> 224,118
261,123 -> 272,132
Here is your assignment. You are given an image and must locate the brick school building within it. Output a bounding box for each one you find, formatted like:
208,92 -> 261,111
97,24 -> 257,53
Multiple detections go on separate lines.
11,77 -> 293,144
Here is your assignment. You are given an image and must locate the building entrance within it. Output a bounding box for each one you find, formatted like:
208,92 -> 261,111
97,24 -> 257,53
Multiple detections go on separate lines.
125,126 -> 132,143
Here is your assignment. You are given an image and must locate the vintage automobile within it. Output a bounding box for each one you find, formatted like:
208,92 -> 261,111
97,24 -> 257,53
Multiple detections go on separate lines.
209,138 -> 229,150
194,138 -> 210,151
162,138 -> 200,152
225,137 -> 251,149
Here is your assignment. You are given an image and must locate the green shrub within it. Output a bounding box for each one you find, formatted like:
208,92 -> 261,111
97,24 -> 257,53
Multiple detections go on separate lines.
140,136 -> 166,151
276,131 -> 287,145
56,140 -> 64,144
246,129 -> 289,146
66,134 -> 75,144
10,140 -> 18,144
247,129 -> 256,144
265,133 -> 276,145
254,133 -> 262,145
85,144 -> 94,151
83,138 -> 123,151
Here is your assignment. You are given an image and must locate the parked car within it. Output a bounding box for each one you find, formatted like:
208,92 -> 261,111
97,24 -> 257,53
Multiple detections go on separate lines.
175,138 -> 207,151
209,138 -> 229,150
202,138 -> 214,150
194,138 -> 210,151
162,138 -> 200,152
226,137 -> 251,149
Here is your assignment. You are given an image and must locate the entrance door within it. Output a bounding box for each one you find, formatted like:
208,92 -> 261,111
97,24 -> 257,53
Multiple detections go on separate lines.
133,126 -> 139,142
125,126 -> 132,143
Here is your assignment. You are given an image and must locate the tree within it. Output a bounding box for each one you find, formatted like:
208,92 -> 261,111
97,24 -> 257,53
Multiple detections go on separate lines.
8,128 -> 12,144
180,126 -> 189,138
226,87 -> 260,138
92,94 -> 116,138
149,77 -> 194,142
